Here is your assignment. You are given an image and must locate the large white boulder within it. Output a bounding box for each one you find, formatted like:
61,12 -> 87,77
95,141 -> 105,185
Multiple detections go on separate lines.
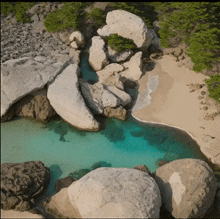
47,64 -> 100,131
97,10 -> 153,48
155,159 -> 218,218
67,167 -> 161,218
1,57 -> 69,117
120,51 -> 143,81
89,36 -> 109,71
69,31 -> 85,48
96,63 -> 124,90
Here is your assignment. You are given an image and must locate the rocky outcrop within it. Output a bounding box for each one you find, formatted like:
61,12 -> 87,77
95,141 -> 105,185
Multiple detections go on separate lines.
155,159 -> 218,218
105,85 -> 132,107
103,106 -> 128,121
47,64 -> 100,131
43,188 -> 78,218
1,161 -> 50,211
1,57 -> 69,118
132,165 -> 151,174
80,81 -> 120,113
106,45 -> 134,62
66,167 -> 161,218
68,48 -> 80,65
97,10 -> 153,48
88,36 -> 109,71
69,31 -> 85,49
96,63 -> 124,89
55,176 -> 75,192
120,51 -> 143,81
15,88 -> 56,122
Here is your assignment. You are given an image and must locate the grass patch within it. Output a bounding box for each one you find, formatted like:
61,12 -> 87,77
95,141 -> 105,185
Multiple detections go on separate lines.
205,75 -> 220,104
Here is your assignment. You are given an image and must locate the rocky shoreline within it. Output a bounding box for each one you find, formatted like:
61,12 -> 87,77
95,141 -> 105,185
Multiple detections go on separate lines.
1,3 -> 220,218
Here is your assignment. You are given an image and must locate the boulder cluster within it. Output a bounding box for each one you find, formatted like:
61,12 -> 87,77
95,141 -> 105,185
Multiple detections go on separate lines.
1,9 -> 161,131
1,159 -> 219,218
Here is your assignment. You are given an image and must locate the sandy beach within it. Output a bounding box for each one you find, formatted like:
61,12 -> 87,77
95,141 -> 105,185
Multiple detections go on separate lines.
133,55 -> 220,170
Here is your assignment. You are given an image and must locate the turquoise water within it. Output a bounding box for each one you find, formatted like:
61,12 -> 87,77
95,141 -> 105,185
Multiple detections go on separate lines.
1,116 -> 207,195
0,43 -> 209,195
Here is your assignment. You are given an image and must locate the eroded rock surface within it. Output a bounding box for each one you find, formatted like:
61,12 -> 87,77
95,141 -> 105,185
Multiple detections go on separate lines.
106,45 -> 134,63
1,161 -> 50,211
89,36 -> 109,71
96,63 -> 124,89
67,167 -> 161,218
155,159 -> 218,218
1,57 -> 69,118
98,10 -> 153,48
120,51 -> 143,81
47,64 -> 100,131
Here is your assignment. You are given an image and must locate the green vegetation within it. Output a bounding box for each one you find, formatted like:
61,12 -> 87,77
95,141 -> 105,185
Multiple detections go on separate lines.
151,2 -> 220,72
105,34 -> 136,53
85,7 -> 106,27
205,75 -> 220,104
44,2 -> 85,32
1,2 -> 34,23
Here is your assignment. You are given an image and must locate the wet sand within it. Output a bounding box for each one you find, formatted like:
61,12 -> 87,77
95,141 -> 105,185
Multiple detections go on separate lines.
132,55 -> 220,170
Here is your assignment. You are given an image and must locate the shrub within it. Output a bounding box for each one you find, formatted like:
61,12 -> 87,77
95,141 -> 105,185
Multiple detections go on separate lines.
85,7 -> 106,27
205,75 -> 220,104
105,33 -> 136,53
1,2 -> 34,23
155,2 -> 220,72
44,2 -> 85,32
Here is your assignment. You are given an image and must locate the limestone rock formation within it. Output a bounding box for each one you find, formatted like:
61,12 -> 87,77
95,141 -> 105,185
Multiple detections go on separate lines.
106,45 -> 134,63
96,63 -> 124,89
69,31 -> 85,48
155,159 -> 218,218
89,36 -> 109,71
43,188 -> 78,218
97,10 -> 153,48
47,64 -> 100,131
69,48 -> 80,65
105,85 -> 132,107
1,57 -> 69,118
80,81 -> 120,114
120,51 -> 143,81
132,165 -> 151,174
67,167 -> 161,218
1,161 -> 50,211
15,88 -> 56,122
103,106 -> 128,121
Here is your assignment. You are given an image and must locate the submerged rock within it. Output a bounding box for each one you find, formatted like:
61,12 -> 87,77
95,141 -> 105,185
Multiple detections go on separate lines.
155,159 -> 218,218
47,64 -> 100,131
1,161 -> 50,211
55,176 -> 75,192
98,10 -> 153,49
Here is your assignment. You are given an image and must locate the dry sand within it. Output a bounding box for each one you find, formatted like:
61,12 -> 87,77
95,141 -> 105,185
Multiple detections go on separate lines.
1,209 -> 44,218
133,55 -> 220,170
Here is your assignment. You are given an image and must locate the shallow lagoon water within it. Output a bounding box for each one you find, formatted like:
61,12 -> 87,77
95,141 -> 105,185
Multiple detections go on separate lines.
1,115 -> 207,195
0,43 -> 210,195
